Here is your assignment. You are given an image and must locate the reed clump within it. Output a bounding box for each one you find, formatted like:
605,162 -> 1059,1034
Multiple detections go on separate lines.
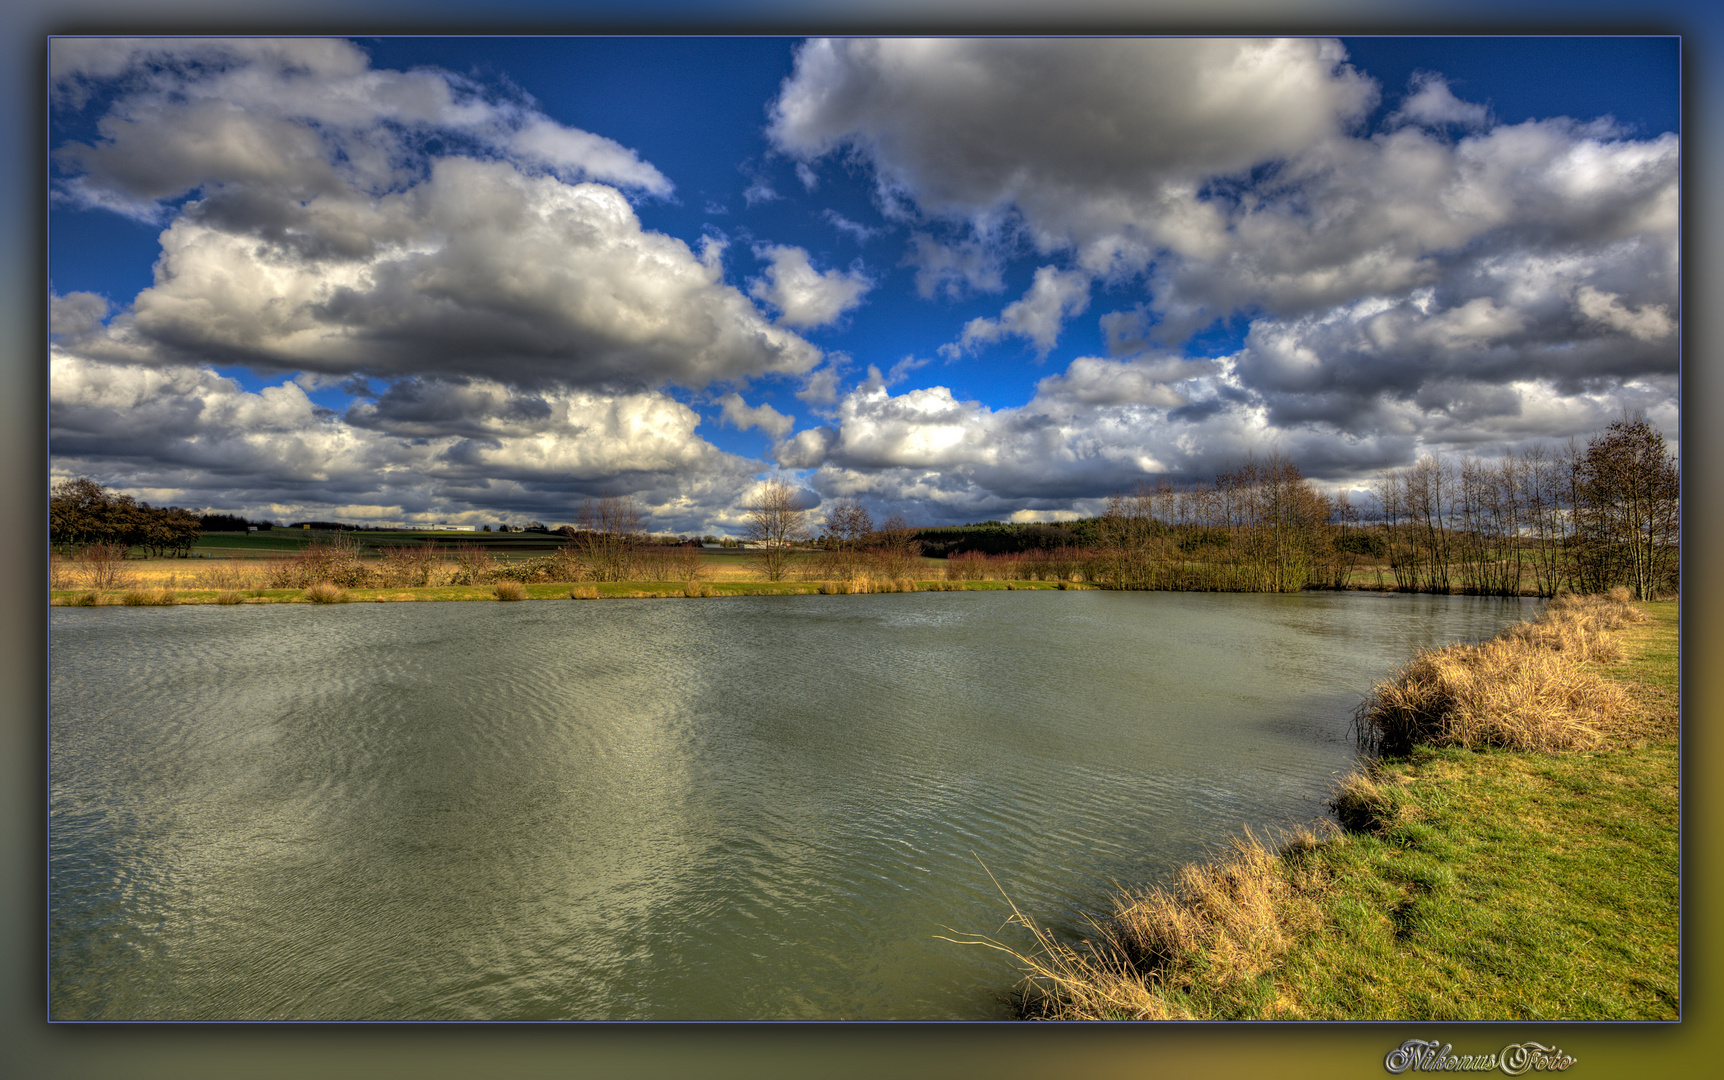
215,590 -> 244,605
1354,590 -> 1641,755
1108,828 -> 1328,990
493,581 -> 528,601
120,588 -> 177,606
975,828 -> 1330,1021
303,583 -> 349,604
1329,765 -> 1420,835
569,584 -> 600,600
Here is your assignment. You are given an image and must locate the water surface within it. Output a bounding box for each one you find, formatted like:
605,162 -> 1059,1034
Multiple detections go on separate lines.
50,590 -> 1535,1020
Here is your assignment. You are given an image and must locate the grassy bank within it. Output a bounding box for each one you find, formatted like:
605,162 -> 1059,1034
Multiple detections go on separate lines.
987,592 -> 1678,1020
49,578 -> 1081,606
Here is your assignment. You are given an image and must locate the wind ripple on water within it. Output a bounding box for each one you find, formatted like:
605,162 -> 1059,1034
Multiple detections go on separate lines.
50,591 -> 1539,1020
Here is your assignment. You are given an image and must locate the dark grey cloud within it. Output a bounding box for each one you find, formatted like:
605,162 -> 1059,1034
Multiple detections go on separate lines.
50,352 -> 764,531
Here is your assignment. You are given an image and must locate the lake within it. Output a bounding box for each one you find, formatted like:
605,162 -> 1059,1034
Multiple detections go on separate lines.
49,589 -> 1537,1020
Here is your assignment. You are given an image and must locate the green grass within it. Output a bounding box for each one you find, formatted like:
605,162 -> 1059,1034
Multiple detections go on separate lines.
1249,742 -> 1677,1020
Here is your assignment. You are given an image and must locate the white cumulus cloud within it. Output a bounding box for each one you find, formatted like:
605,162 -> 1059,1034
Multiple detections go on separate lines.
748,244 -> 873,328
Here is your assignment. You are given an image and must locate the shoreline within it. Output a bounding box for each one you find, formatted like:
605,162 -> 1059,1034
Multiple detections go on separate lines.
48,578 -> 1084,606
980,592 -> 1679,1021
47,578 -> 1573,607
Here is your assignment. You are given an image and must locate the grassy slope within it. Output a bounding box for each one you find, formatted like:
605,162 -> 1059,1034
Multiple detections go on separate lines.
1017,601 -> 1678,1021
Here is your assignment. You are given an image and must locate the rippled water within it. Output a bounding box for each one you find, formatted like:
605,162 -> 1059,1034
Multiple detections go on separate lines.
50,590 -> 1536,1020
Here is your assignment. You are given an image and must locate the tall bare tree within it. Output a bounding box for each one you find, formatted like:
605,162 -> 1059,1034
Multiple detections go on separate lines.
573,493 -> 644,581
816,498 -> 874,580
825,499 -> 874,551
743,477 -> 810,581
1573,416 -> 1679,599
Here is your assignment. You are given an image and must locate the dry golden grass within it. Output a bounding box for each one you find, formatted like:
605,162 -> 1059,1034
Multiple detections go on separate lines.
1357,639 -> 1624,754
1355,590 -> 1643,755
696,556 -> 772,582
303,583 -> 348,604
493,581 -> 528,601
120,588 -> 177,606
1330,766 -> 1421,835
569,584 -> 600,600
959,829 -> 1330,1021
1107,828 -> 1328,988
192,560 -> 267,591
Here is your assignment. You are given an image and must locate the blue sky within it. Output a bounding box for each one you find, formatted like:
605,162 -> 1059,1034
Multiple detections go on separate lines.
47,36 -> 1679,532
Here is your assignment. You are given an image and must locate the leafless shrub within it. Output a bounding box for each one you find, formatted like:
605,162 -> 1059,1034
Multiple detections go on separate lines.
634,545 -> 671,581
945,551 -> 988,581
544,547 -> 589,583
50,554 -> 75,591
376,542 -> 448,587
635,543 -> 706,583
267,535 -> 372,589
79,543 -> 136,590
865,514 -> 921,580
447,545 -> 498,585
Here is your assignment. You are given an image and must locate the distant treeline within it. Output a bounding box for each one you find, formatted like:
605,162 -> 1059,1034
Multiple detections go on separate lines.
1068,416 -> 1677,599
1086,453 -> 1349,594
200,512 -> 274,532
910,520 -> 1106,557
49,478 -> 202,557
50,419 -> 1675,600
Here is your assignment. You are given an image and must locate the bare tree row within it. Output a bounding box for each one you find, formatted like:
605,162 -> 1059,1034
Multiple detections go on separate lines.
1373,417 -> 1677,599
1095,454 -> 1343,593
